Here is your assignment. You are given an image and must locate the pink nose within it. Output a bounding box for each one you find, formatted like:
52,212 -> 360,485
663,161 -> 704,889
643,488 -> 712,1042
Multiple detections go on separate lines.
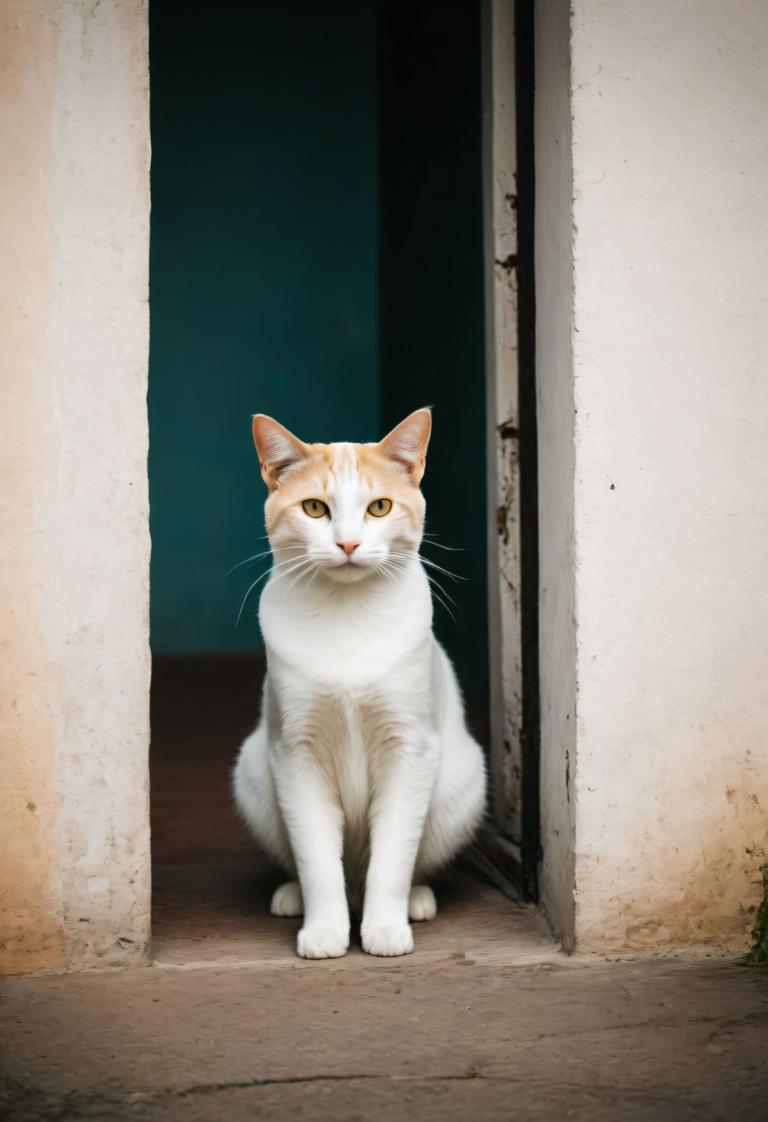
337,540 -> 360,557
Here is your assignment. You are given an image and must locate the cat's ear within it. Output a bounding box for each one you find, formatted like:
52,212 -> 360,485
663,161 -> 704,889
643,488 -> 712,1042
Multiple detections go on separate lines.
252,414 -> 309,491
378,407 -> 432,485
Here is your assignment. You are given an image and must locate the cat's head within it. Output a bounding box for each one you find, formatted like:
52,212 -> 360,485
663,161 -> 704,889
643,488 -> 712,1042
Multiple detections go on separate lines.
252,409 -> 431,584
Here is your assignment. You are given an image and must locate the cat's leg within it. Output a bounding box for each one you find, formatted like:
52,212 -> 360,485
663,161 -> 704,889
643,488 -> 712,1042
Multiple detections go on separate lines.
234,728 -> 305,917
361,737 -> 438,956
273,746 -> 349,959
408,884 -> 437,922
270,880 -> 303,917
233,723 -> 294,872
415,731 -> 487,882
413,643 -> 488,887
405,740 -> 485,926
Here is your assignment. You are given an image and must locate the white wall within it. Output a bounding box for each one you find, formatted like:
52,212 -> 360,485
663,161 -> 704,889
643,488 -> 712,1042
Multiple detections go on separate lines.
0,0 -> 150,973
2,0 -> 764,972
537,0 -> 768,952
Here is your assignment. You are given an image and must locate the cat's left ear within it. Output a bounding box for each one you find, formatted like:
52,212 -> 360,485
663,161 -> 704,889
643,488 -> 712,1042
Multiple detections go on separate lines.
252,414 -> 309,492
378,407 -> 432,485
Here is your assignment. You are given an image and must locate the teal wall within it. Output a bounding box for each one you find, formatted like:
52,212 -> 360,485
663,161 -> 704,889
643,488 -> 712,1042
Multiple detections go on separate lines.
378,2 -> 488,715
149,0 -> 487,712
149,0 -> 379,652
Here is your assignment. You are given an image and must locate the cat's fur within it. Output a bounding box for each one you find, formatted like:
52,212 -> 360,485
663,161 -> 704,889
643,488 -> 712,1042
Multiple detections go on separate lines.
233,408 -> 486,958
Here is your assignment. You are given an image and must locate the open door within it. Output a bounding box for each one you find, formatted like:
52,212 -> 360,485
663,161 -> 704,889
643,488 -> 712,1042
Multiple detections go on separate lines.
479,0 -> 540,899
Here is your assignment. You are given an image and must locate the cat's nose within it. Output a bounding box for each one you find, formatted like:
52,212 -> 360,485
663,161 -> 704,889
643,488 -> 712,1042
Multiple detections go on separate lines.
337,540 -> 360,557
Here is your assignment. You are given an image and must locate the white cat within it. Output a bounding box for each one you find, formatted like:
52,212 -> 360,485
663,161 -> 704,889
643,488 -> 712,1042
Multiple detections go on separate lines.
233,408 -> 486,958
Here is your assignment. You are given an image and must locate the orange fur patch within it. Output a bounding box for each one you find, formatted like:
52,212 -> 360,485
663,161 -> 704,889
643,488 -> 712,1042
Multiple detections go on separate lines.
264,442 -> 424,533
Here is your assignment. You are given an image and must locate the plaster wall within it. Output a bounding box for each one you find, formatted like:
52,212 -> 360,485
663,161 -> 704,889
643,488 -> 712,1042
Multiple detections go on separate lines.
0,0 -> 150,973
537,0 -> 768,952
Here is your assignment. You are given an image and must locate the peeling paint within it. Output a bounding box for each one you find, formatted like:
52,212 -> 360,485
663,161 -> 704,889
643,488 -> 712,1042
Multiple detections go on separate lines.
485,0 -> 523,848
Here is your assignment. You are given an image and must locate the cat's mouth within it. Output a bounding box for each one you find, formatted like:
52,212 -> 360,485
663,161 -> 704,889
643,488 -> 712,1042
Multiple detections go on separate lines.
324,557 -> 371,583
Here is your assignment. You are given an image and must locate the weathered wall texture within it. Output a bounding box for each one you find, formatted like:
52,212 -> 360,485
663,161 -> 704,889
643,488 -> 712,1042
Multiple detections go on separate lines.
0,0 -> 150,973
534,0 -> 577,949
483,0 -> 524,845
537,0 -> 768,952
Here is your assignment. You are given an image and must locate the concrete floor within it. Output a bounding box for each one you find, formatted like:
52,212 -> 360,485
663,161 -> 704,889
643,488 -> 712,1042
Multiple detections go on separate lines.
2,948 -> 767,1121
2,658 -> 766,1120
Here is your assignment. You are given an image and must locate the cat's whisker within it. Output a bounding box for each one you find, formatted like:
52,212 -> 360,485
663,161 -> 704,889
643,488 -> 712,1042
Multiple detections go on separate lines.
281,560 -> 319,596
225,549 -> 274,577
426,578 -> 455,614
235,553 -> 314,626
423,567 -> 458,612
306,563 -> 323,592
377,553 -> 458,621
382,556 -> 406,571
421,523 -> 464,548
236,549 -> 305,579
417,556 -> 466,582
376,558 -> 456,621
376,561 -> 407,585
383,549 -> 465,585
425,572 -> 457,608
236,572 -> 269,628
426,580 -> 457,622
270,555 -> 316,584
420,535 -> 464,552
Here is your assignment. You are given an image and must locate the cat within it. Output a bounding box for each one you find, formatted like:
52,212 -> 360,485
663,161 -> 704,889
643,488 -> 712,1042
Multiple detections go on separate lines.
233,408 -> 486,958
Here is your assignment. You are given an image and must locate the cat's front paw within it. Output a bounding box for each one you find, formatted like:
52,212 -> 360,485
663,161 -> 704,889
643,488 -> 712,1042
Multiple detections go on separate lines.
361,922 -> 414,957
297,924 -> 349,959
270,881 -> 303,917
408,885 -> 437,922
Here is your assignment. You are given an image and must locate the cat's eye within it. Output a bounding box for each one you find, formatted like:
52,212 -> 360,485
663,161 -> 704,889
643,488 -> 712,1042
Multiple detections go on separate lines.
367,498 -> 392,518
302,498 -> 329,518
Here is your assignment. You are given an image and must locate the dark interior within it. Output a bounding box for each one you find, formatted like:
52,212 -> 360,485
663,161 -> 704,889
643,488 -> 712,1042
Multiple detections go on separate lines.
149,0 -> 492,950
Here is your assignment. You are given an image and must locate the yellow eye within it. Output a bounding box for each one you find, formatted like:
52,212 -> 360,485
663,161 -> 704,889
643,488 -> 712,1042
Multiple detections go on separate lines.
367,498 -> 392,518
302,498 -> 329,518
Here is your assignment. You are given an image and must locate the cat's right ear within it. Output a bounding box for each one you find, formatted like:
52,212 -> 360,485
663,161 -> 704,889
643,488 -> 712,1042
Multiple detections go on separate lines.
251,415 -> 308,492
378,407 -> 432,486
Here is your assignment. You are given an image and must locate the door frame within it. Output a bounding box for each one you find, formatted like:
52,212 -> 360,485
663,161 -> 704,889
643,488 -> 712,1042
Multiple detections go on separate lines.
481,0 -> 540,899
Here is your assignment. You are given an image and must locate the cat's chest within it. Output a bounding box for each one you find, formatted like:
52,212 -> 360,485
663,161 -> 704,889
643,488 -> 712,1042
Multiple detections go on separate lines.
264,643 -> 434,756
274,690 -> 376,825
259,573 -> 432,691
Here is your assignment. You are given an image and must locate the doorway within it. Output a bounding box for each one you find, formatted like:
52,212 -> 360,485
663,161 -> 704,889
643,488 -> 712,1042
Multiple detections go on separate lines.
148,0 -> 532,961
